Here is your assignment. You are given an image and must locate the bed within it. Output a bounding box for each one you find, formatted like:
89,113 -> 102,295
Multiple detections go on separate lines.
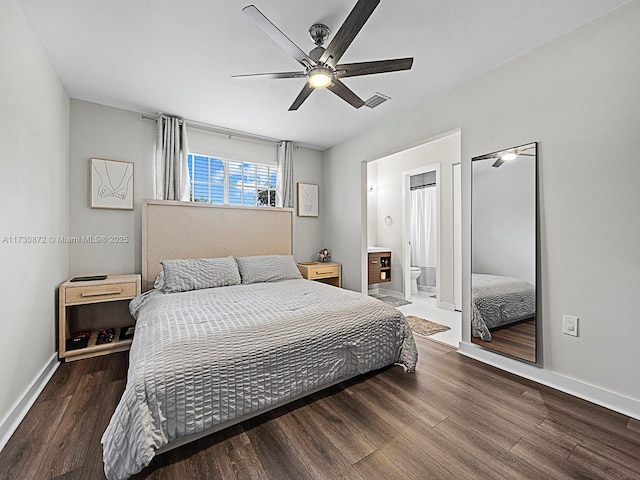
471,273 -> 536,341
100,201 -> 418,480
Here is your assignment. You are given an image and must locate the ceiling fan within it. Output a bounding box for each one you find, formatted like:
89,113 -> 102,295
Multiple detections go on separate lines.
234,0 -> 414,111
475,144 -> 536,168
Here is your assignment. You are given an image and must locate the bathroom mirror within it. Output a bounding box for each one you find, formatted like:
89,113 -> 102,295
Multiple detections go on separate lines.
471,142 -> 538,363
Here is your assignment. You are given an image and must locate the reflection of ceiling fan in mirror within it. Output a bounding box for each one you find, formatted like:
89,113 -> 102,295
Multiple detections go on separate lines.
234,0 -> 414,111
475,144 -> 536,168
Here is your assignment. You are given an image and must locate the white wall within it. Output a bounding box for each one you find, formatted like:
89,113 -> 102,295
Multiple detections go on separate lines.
291,146 -> 324,262
323,1 -> 640,406
472,153 -> 536,285
69,100 -> 155,275
368,134 -> 460,302
366,162 -> 378,247
69,100 -> 324,275
0,0 -> 69,434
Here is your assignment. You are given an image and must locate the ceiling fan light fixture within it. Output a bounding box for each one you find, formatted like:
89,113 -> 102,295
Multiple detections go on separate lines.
501,151 -> 518,161
308,66 -> 332,88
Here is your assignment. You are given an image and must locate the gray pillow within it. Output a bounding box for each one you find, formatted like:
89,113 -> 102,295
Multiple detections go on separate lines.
236,255 -> 302,284
160,256 -> 241,293
153,270 -> 164,290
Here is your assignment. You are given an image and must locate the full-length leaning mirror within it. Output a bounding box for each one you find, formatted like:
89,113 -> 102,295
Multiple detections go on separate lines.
471,142 -> 538,363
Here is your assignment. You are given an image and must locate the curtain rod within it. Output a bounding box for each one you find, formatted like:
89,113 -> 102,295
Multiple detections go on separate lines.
141,114 -> 283,147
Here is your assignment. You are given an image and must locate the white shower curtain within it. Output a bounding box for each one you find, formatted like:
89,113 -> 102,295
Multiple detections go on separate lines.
410,187 -> 437,269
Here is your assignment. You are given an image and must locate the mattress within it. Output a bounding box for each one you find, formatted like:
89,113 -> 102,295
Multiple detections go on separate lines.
471,273 -> 536,341
101,279 -> 417,480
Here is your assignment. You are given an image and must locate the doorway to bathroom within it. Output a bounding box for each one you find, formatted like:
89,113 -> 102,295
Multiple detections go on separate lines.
364,130 -> 461,347
405,166 -> 439,300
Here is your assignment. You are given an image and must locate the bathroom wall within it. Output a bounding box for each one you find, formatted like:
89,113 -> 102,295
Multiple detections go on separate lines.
366,132 -> 460,306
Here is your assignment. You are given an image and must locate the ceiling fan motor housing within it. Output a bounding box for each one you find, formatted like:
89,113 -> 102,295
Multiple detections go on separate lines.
309,23 -> 330,46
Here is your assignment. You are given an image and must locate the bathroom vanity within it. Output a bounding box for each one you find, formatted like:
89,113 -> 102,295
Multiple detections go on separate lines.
367,248 -> 392,285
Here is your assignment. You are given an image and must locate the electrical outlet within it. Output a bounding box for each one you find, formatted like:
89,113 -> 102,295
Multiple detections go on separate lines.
563,315 -> 579,336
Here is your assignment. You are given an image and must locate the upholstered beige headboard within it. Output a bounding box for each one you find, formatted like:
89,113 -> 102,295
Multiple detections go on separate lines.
142,200 -> 293,291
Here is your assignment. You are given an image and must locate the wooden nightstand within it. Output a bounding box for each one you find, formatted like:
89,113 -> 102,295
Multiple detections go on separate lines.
297,262 -> 342,287
58,274 -> 141,362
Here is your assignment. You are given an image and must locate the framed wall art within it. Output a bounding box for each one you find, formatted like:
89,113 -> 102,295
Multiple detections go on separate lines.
90,158 -> 134,210
297,182 -> 318,217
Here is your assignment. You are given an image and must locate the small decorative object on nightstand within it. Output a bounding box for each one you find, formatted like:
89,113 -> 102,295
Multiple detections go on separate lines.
58,274 -> 141,362
318,247 -> 331,263
298,262 -> 341,288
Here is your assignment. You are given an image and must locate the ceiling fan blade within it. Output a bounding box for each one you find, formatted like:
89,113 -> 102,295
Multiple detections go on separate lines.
473,153 -> 499,161
327,79 -> 365,108
243,5 -> 315,67
232,71 -> 307,79
335,57 -> 414,78
319,0 -> 380,67
289,84 -> 314,111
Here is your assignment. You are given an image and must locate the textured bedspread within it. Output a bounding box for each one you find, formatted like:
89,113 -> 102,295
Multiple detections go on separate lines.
471,273 -> 536,341
101,279 -> 417,480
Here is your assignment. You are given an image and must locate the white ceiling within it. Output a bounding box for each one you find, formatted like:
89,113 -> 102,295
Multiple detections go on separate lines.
18,0 -> 629,150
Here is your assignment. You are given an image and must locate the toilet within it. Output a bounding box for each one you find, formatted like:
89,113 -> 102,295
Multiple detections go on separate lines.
410,267 -> 422,295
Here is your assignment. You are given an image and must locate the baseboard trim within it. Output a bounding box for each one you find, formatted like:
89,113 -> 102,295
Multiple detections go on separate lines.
458,342 -> 640,420
437,301 -> 455,311
0,354 -> 59,452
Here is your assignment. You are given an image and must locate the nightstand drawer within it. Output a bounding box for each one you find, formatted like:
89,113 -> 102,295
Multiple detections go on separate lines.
309,264 -> 340,279
65,282 -> 138,304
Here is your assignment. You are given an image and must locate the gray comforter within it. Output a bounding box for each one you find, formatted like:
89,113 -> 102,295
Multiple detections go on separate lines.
471,273 -> 536,340
101,279 -> 417,480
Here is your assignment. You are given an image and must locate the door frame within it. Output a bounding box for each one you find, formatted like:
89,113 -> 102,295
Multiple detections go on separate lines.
402,163 -> 441,301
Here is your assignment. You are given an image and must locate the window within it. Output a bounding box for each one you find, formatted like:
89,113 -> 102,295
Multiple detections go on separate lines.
188,154 -> 277,207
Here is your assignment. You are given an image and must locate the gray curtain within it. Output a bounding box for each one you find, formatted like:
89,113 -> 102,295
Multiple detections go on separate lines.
155,114 -> 190,201
276,140 -> 294,208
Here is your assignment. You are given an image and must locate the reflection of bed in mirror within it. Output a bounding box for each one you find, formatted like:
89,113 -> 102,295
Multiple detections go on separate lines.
471,141 -> 538,364
471,273 -> 536,341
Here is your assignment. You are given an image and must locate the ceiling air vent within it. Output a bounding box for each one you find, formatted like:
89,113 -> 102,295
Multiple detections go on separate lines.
364,93 -> 390,108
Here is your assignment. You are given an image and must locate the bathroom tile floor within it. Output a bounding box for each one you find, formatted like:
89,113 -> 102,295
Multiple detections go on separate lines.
396,291 -> 461,348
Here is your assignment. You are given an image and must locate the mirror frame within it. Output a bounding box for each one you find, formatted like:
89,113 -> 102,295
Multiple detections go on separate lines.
470,141 -> 540,365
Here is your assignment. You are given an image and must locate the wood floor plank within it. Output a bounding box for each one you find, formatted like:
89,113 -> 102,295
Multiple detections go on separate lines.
347,386 -> 508,480
377,436 -> 460,480
0,396 -> 72,480
357,372 -> 449,428
353,450 -> 412,480
317,385 -> 398,448
271,405 -> 363,479
37,360 -> 89,402
384,365 -> 524,450
50,467 -> 86,480
472,320 -> 536,362
519,423 -> 577,458
303,394 -> 376,465
510,436 -> 607,480
418,352 -> 549,425
242,414 -> 316,480
34,371 -> 108,478
433,416 -> 550,480
569,444 -> 640,480
80,379 -> 126,480
540,412 -> 640,472
195,425 -> 265,480
2,338 -> 640,480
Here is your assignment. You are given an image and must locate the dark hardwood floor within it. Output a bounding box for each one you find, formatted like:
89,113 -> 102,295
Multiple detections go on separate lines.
1,336 -> 639,479
473,319 -> 536,363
